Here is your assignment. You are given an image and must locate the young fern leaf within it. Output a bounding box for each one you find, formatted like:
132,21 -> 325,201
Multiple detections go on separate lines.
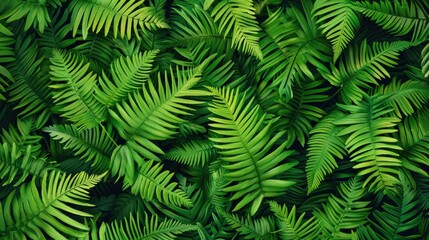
314,177 -> 371,239
69,0 -> 169,40
376,78 -> 429,118
44,124 -> 116,173
313,0 -> 361,61
96,50 -> 158,107
0,171 -> 105,240
335,94 -> 402,193
124,159 -> 193,207
210,0 -> 262,59
109,62 -> 210,161
220,211 -> 276,240
163,139 -> 216,167
99,213 -> 197,240
208,86 -> 298,215
322,40 -> 411,104
0,143 -> 50,187
259,1 -> 332,97
352,0 -> 429,40
269,201 -> 320,240
49,49 -> 106,129
306,111 -> 347,194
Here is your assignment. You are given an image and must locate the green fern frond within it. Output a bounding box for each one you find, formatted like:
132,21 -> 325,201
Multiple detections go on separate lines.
210,0 -> 262,59
376,78 -> 429,118
335,94 -> 402,193
277,79 -> 330,147
1,118 -> 42,154
0,171 -> 104,239
96,50 -> 158,107
396,109 -> 429,176
109,63 -> 209,161
314,177 -> 371,239
221,211 -> 276,240
313,0 -> 361,61
353,0 -> 429,39
0,143 -> 50,187
259,1 -> 332,97
44,124 -> 116,173
0,22 -> 14,101
164,139 -> 216,167
69,0 -> 169,40
124,159 -> 193,207
368,175 -> 422,239
208,86 -> 297,215
322,40 -> 411,104
49,49 -> 106,129
269,201 -> 320,240
306,111 -> 347,194
99,213 -> 197,240
7,34 -> 52,126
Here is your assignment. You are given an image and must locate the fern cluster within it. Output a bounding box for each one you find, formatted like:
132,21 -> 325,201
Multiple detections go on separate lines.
0,0 -> 428,239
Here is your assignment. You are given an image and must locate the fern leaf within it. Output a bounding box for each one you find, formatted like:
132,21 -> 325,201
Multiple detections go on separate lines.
0,171 -> 104,239
322,40 -> 411,104
353,0 -> 429,39
124,159 -> 193,207
44,124 -> 116,173
0,22 -> 14,101
96,50 -> 158,107
306,111 -> 347,194
163,139 -> 216,167
0,143 -> 50,186
221,211 -> 276,239
211,0 -> 262,59
313,0 -> 361,61
208,86 -> 298,215
109,63 -> 209,161
335,94 -> 402,193
422,42 -> 429,78
70,0 -> 169,40
49,49 -> 106,129
99,213 -> 196,240
314,177 -> 371,239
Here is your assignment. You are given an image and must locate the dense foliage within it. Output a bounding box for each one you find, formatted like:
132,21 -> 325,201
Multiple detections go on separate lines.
0,0 -> 428,239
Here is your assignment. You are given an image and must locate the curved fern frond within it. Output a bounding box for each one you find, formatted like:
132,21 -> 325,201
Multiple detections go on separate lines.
396,109 -> 429,176
322,40 -> 411,104
49,49 -> 106,129
163,139 -> 216,167
313,0 -> 361,61
0,22 -> 14,101
259,1 -> 332,97
221,211 -> 276,240
0,171 -> 104,239
422,42 -> 429,78
0,143 -> 50,187
99,213 -> 196,240
95,50 -> 158,107
335,94 -> 402,193
7,34 -> 52,126
69,0 -> 169,40
1,118 -> 42,154
109,63 -> 209,160
44,124 -> 116,173
208,86 -> 298,215
314,177 -> 371,239
376,78 -> 429,118
269,201 -> 320,240
368,176 -> 422,239
124,159 -> 193,207
210,0 -> 262,59
353,0 -> 429,39
306,111 -> 347,194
